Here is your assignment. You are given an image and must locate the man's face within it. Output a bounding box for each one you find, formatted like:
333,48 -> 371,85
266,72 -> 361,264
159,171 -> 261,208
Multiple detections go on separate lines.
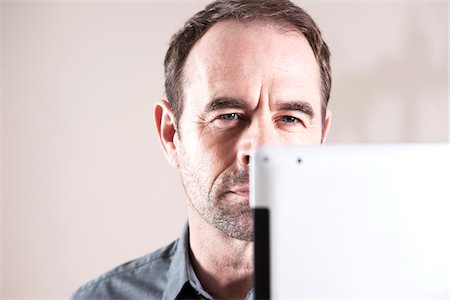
174,21 -> 329,241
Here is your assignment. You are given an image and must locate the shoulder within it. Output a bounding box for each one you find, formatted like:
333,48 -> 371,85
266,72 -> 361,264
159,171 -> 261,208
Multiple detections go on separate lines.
70,239 -> 178,300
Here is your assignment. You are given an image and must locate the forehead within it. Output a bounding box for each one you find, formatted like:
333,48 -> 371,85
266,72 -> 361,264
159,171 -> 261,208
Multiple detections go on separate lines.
183,20 -> 321,106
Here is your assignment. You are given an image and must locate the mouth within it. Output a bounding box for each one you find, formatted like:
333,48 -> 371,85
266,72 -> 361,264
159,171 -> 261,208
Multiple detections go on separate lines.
230,186 -> 250,197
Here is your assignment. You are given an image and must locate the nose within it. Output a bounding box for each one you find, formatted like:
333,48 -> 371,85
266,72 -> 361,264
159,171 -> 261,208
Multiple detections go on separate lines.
237,117 -> 277,166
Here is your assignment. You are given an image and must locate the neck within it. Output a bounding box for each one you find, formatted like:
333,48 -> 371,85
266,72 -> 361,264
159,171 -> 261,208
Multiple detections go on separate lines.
187,203 -> 254,300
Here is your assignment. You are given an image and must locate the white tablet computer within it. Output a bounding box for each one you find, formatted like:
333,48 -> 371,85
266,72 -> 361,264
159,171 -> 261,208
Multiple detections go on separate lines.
250,144 -> 450,300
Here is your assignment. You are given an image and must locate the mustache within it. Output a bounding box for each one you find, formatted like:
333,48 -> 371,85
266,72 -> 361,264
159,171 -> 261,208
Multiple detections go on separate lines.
224,168 -> 249,187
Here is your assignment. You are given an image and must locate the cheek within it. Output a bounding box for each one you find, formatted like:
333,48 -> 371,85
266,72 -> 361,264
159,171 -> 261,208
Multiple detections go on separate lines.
198,129 -> 238,164
280,124 -> 323,145
189,135 -> 238,188
180,123 -> 239,176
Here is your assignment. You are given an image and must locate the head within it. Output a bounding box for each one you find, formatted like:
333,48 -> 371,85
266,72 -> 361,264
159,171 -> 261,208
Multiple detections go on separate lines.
164,0 -> 331,129
155,0 -> 332,241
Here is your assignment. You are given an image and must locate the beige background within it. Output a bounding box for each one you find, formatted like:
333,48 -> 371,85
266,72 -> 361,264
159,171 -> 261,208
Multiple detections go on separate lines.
1,1 -> 448,299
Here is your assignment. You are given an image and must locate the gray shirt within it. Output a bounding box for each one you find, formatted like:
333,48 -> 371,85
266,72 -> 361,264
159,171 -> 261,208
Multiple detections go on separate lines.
71,225 -> 254,299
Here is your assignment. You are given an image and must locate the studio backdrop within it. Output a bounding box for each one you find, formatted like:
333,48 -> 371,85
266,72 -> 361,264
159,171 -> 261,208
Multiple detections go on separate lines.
1,1 -> 448,299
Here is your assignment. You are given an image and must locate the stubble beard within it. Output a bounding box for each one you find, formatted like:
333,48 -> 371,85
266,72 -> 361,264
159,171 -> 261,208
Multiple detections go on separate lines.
179,153 -> 254,241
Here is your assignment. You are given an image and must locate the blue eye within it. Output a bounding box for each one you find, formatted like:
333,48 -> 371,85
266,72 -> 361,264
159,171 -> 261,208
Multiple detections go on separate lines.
280,116 -> 300,123
219,113 -> 238,121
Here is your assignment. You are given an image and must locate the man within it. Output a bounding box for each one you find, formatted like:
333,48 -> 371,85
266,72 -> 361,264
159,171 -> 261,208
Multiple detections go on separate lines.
72,0 -> 331,299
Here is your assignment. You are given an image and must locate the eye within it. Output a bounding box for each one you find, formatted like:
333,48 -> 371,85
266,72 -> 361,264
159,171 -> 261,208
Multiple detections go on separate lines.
219,113 -> 239,121
280,116 -> 300,123
276,115 -> 306,129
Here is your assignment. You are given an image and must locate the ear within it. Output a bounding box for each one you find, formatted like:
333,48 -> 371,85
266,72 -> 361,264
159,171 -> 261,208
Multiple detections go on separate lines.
154,100 -> 179,168
321,109 -> 332,144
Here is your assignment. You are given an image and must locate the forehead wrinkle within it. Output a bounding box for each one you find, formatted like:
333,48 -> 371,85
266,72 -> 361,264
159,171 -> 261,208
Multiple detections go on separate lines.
205,65 -> 316,93
205,64 -> 259,82
206,61 -> 307,75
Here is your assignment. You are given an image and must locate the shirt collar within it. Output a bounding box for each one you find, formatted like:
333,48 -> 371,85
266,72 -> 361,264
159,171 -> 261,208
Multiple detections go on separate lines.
161,223 -> 214,300
186,249 -> 214,299
161,223 -> 191,300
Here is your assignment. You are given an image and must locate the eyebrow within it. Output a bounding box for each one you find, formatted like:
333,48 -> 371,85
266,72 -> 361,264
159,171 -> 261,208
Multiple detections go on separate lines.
205,97 -> 315,119
273,101 -> 315,119
205,97 -> 249,113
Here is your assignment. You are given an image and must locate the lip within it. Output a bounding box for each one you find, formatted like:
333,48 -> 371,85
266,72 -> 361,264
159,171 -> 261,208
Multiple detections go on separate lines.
230,186 -> 250,196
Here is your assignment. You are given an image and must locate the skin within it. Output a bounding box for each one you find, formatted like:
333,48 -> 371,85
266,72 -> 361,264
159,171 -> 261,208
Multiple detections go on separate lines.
154,20 -> 331,299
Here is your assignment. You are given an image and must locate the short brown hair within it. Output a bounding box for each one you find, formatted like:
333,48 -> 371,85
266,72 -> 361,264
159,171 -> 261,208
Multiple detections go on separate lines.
164,0 -> 331,126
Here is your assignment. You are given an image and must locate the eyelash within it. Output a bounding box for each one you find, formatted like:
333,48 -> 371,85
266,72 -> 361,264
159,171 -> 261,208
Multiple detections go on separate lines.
218,113 -> 240,121
278,116 -> 301,124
